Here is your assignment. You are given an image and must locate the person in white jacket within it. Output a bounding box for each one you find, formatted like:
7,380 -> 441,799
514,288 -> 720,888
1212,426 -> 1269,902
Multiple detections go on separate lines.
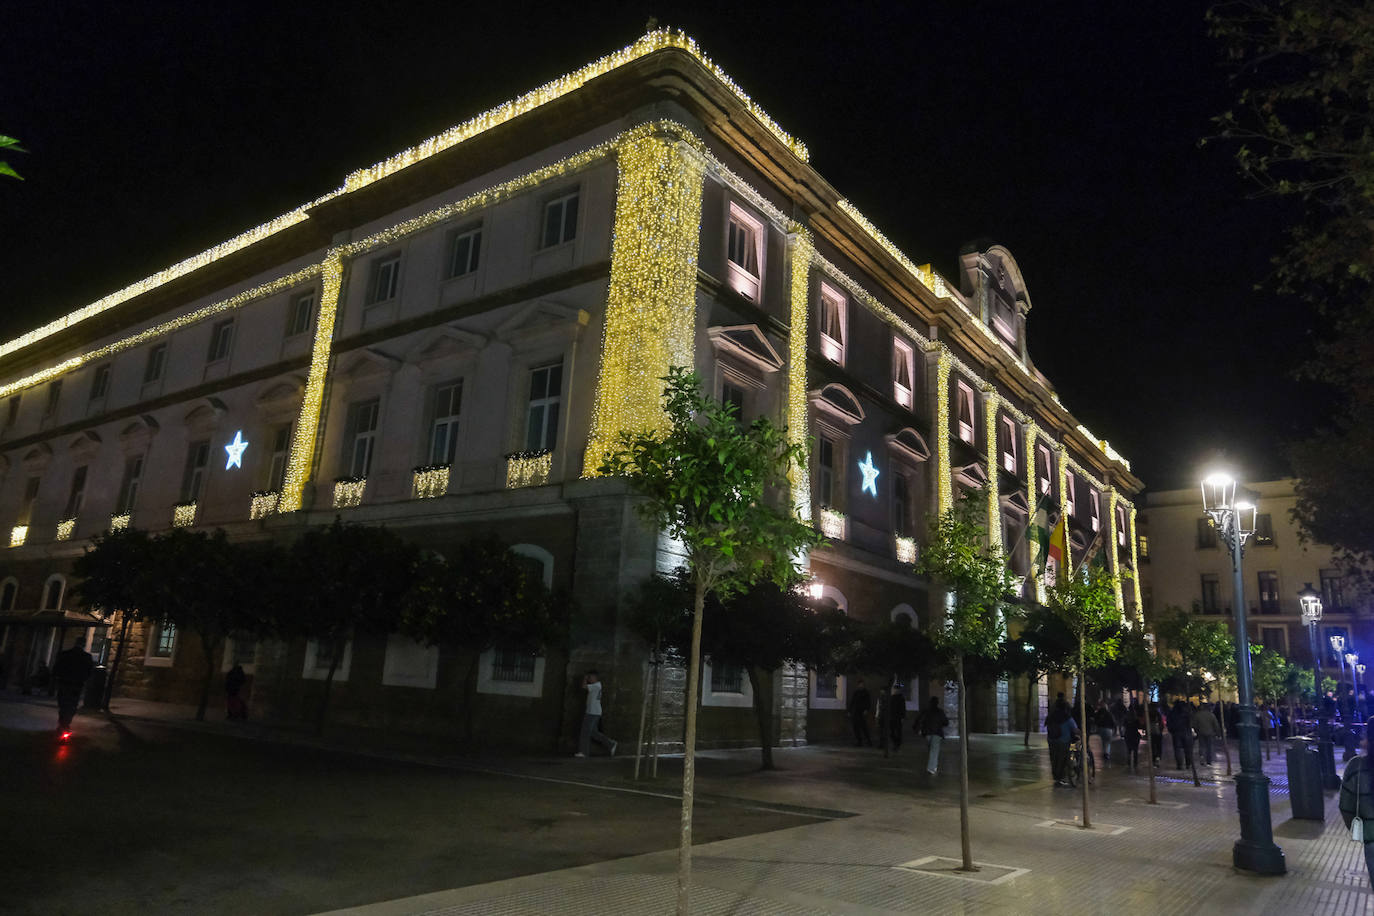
576,670 -> 617,758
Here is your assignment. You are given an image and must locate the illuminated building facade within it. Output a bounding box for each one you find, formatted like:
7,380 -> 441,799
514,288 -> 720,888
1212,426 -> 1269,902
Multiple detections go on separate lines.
0,32 -> 1140,746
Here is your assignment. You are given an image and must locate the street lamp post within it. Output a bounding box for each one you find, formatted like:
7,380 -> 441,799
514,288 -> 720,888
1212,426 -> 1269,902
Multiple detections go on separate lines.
1201,472 -> 1285,875
1332,635 -> 1348,709
1298,583 -> 1323,714
1358,663 -> 1367,723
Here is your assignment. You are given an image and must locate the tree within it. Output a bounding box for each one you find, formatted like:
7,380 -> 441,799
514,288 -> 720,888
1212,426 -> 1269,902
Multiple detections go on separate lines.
916,488 -> 1019,872
1211,2 -> 1374,581
0,135 -> 23,180
624,570 -> 693,779
837,617 -> 937,757
1157,608 -> 1238,778
1045,565 -> 1121,828
400,537 -> 565,742
277,520 -> 421,731
599,367 -> 822,915
1005,605 -> 1076,748
72,527 -> 154,709
1116,622 -> 1169,804
703,580 -> 846,769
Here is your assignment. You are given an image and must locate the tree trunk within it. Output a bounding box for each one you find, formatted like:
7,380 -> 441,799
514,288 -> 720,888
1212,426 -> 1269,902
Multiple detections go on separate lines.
1142,675 -> 1157,805
650,653 -> 662,778
747,666 -> 776,770
101,613 -> 132,710
955,653 -> 977,872
316,634 -> 345,734
1024,671 -> 1036,748
1218,701 -> 1233,776
196,635 -> 219,722
462,649 -> 481,744
676,580 -> 707,916
1078,651 -> 1091,828
634,651 -> 652,780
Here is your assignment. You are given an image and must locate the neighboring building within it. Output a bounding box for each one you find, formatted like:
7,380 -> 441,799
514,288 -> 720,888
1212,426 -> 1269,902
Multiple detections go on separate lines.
1139,479 -> 1365,679
0,31 -> 1140,748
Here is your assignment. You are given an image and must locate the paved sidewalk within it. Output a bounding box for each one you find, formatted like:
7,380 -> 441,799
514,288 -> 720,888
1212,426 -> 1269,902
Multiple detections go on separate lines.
15,694 -> 1372,914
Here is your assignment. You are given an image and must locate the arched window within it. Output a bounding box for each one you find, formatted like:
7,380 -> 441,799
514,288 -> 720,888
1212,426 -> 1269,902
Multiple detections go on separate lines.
810,584 -> 849,710
42,575 -> 65,610
0,577 -> 17,611
890,603 -> 918,628
477,543 -> 554,698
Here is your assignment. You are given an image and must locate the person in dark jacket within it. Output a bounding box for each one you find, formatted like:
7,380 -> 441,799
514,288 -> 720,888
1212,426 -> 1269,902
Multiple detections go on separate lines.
1093,700 -> 1115,765
848,682 -> 873,747
224,664 -> 248,720
887,684 -> 906,751
52,637 -> 94,732
1341,740 -> 1374,888
1147,702 -> 1164,766
1169,700 -> 1193,770
1122,702 -> 1143,771
1046,698 -> 1078,786
918,695 -> 949,775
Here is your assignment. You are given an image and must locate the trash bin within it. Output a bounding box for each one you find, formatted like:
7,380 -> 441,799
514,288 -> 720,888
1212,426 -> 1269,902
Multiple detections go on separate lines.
83,666 -> 107,710
1317,736 -> 1342,790
1287,738 -> 1325,820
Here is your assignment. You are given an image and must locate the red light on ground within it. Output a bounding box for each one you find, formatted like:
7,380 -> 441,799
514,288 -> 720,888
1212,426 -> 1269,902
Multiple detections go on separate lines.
59,731 -> 72,742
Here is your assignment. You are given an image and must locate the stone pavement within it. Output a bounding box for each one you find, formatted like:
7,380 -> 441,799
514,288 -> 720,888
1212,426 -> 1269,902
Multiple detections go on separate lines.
17,694 -> 1374,914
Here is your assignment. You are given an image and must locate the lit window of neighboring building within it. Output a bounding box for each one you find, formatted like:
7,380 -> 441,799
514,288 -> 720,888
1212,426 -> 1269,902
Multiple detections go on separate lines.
818,284 -> 846,364
447,223 -> 482,278
367,254 -> 401,305
710,662 -> 744,694
1257,571 -> 1280,613
525,361 -> 562,452
541,190 -> 579,248
892,338 -> 914,408
492,648 -> 537,683
955,380 -> 975,445
428,381 -> 463,465
1138,534 -> 1150,560
1200,574 -> 1221,614
1321,569 -> 1345,610
151,621 -> 176,658
345,399 -> 380,477
1254,513 -> 1275,546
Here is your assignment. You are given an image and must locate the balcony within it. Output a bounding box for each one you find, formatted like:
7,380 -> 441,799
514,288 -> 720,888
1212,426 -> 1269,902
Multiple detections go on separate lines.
505,450 -> 552,489
55,518 -> 76,541
250,491 -> 279,520
109,513 -> 131,531
172,502 -> 197,528
894,535 -> 917,564
333,477 -> 366,509
9,525 -> 27,547
819,507 -> 846,541
412,465 -> 450,499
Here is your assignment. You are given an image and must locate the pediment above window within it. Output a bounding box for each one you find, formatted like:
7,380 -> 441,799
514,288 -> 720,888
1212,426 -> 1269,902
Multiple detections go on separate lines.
183,397 -> 227,437
21,443 -> 52,473
1000,490 -> 1030,518
67,430 -> 102,461
338,348 -> 401,382
119,415 -> 160,451
1069,528 -> 1093,553
886,427 -> 930,463
954,461 -> 987,489
494,300 -> 588,349
254,377 -> 306,423
707,325 -> 783,374
407,326 -> 488,366
809,383 -> 864,426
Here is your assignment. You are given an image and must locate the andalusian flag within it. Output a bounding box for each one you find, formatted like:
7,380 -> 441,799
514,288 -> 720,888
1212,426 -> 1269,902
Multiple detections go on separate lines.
1045,513 -> 1067,586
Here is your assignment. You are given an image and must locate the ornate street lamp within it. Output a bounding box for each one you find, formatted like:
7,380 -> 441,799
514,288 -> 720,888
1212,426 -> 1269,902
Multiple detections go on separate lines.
1201,472 -> 1285,875
1359,663 -> 1368,722
1332,634 -> 1348,705
1299,583 -> 1323,699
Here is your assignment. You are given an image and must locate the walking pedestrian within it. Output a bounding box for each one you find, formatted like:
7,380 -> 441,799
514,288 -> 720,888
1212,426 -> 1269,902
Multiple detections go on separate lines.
52,636 -> 94,733
1093,699 -> 1115,765
887,684 -> 906,752
1046,698 -> 1077,786
1147,701 -> 1164,766
224,663 -> 248,720
1192,701 -> 1219,765
575,670 -> 616,758
849,681 -> 873,747
1341,736 -> 1374,889
1170,700 -> 1194,770
1122,702 -> 1143,771
918,695 -> 948,775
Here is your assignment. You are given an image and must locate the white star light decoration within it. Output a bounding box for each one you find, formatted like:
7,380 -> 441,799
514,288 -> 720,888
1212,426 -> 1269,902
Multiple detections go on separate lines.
224,430 -> 249,469
858,451 -> 880,497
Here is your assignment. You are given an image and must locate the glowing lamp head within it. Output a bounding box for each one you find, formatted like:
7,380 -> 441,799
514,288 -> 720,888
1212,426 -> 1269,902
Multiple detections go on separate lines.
1200,472 -> 1236,514
807,578 -> 824,601
1331,634 -> 1346,653
1347,652 -> 1359,668
1298,583 -> 1323,624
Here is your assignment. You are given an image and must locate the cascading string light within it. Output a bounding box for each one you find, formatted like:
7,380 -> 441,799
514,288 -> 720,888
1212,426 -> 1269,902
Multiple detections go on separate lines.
982,387 -> 1002,550
505,452 -> 553,489
933,349 -> 953,512
786,227 -> 814,521
412,466 -> 451,499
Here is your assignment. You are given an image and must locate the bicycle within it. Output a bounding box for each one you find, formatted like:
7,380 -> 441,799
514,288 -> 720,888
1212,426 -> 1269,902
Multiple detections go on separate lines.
1067,735 -> 1096,787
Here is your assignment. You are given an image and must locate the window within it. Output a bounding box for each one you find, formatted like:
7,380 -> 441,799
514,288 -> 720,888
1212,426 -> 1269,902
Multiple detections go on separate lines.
43,577 -> 65,610
1257,571 -> 1280,614
725,204 -> 764,301
1036,444 -> 1053,496
1138,534 -> 1150,560
1254,513 -> 1275,546
954,380 -> 975,444
367,254 -> 401,305
428,381 -> 463,465
286,292 -> 314,337
1321,569 -> 1346,611
89,364 -> 111,402
1088,490 -> 1101,532
151,621 -> 176,658
1060,470 -> 1076,518
710,661 -> 744,694
814,671 -> 838,700
1260,627 -> 1286,654
4,395 -> 18,428
1197,517 -> 1218,549
267,425 -> 291,491
999,415 -> 1018,474
117,455 -> 144,514
144,343 -> 167,384
1116,505 -> 1129,547
819,284 -> 846,364
491,648 -> 537,683
447,223 -> 482,278
19,477 -> 40,524
817,435 -> 836,507
230,636 -> 257,667
207,319 -> 234,363
892,338 -> 914,408
181,441 -> 210,502
64,466 -> 87,518
43,380 -> 62,419
345,399 -> 380,477
540,190 -> 579,248
893,473 -> 911,537
524,361 -> 562,452
0,580 -> 15,610
721,380 -> 747,425
1200,574 -> 1221,614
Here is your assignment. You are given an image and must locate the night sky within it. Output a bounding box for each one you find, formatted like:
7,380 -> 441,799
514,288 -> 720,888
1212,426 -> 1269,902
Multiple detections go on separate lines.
0,2 -> 1317,490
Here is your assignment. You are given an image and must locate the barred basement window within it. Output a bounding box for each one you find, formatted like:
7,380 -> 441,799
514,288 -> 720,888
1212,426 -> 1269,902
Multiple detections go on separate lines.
711,661 -> 744,694
152,621 -> 177,658
814,671 -> 838,700
492,648 -> 536,683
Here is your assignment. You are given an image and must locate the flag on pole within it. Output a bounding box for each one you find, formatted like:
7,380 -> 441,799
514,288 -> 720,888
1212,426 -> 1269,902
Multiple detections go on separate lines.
1045,513 -> 1067,587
